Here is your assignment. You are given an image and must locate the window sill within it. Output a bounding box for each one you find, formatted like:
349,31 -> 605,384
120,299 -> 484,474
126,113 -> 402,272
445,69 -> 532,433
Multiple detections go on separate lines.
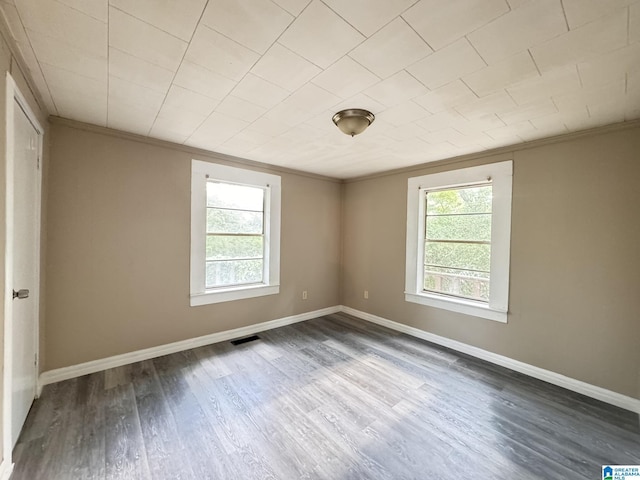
190,284 -> 279,306
404,292 -> 507,323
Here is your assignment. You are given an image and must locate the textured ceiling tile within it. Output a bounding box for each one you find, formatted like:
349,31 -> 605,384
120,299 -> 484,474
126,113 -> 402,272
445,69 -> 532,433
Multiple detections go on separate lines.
403,0 -> 509,51
577,44 -> 640,88
377,101 -> 429,126
413,80 -> 477,114
186,26 -> 260,81
109,8 -> 187,72
41,62 -> 107,100
28,30 -> 107,80
384,123 -> 428,141
107,103 -> 158,136
506,0 -> 530,8
55,93 -> 107,125
231,73 -> 290,109
57,0 -> 107,22
467,0 -> 566,64
173,60 -> 237,100
528,114 -> 569,136
407,38 -> 485,89
363,70 -> 428,107
281,83 -> 341,115
163,85 -> 219,116
462,51 -> 539,97
331,93 -> 387,116
304,110 -> 341,133
484,120 -> 536,141
10,0 -> 640,178
270,0 -> 311,16
552,79 -> 625,111
541,107 -> 591,132
312,56 -> 380,99
416,110 -> 464,132
201,0 -> 293,54
108,76 -> 166,112
251,43 -> 321,92
279,0 -> 364,68
110,0 -> 207,41
150,109 -> 208,143
530,8 -> 628,72
216,95 -> 267,123
561,0 -> 636,29
349,17 -> 432,79
109,48 -> 174,93
322,0 -> 417,37
220,129 -> 272,155
498,99 -> 558,124
507,66 -> 581,105
27,64 -> 58,115
187,112 -> 250,149
17,0 -> 106,57
455,91 -> 517,119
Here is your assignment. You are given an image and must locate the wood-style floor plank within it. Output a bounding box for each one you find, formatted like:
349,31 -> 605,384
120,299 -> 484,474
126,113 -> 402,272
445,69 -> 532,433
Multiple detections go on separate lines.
12,313 -> 640,479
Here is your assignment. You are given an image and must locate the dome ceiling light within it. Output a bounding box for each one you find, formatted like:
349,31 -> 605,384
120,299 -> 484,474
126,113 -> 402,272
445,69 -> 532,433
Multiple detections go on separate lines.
332,109 -> 375,137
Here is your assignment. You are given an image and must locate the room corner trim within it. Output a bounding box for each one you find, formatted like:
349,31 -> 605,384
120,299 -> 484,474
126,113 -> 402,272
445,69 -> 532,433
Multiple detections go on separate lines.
340,306 -> 640,414
0,460 -> 13,480
38,306 -> 341,388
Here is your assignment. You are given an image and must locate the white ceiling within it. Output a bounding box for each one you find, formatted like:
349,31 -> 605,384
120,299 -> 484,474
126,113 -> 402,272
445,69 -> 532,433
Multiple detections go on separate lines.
1,0 -> 639,178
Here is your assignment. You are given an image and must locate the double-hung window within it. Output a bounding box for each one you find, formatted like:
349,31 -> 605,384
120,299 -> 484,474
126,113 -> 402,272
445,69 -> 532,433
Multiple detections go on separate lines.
405,161 -> 512,322
190,160 -> 281,306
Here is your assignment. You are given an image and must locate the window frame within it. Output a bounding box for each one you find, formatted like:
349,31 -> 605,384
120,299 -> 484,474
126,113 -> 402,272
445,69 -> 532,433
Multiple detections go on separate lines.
405,161 -> 513,323
190,160 -> 281,306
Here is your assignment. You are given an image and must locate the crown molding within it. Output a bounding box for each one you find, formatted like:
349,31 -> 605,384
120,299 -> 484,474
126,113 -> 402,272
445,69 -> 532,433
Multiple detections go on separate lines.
48,116 -> 343,184
344,118 -> 640,183
0,5 -> 50,121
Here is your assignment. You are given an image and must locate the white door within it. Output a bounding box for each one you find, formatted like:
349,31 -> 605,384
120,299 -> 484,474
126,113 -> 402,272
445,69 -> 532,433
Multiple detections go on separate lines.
11,98 -> 40,447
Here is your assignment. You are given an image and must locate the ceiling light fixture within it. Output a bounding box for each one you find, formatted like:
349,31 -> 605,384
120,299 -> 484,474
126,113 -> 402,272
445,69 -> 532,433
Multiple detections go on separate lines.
332,109 -> 375,137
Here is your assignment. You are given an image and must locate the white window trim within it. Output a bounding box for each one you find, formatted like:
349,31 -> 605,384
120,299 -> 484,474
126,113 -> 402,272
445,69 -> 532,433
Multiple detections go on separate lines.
190,160 -> 281,306
405,161 -> 513,323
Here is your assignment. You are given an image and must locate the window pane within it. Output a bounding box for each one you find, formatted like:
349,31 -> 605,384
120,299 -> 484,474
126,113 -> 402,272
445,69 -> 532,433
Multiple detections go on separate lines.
206,259 -> 263,288
424,266 -> 490,302
206,235 -> 263,260
426,213 -> 491,242
426,185 -> 492,215
207,182 -> 264,211
425,241 -> 491,272
207,209 -> 263,234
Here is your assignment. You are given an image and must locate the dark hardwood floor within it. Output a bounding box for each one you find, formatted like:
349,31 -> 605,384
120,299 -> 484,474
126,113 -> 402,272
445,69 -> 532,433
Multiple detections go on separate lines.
12,313 -> 640,479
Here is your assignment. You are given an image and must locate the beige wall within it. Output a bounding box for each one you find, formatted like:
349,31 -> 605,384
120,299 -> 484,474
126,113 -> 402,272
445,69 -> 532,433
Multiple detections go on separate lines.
44,123 -> 342,370
342,125 -> 640,400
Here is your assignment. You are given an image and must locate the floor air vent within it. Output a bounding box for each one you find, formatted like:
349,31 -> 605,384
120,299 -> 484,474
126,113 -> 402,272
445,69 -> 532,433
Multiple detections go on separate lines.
230,335 -> 260,346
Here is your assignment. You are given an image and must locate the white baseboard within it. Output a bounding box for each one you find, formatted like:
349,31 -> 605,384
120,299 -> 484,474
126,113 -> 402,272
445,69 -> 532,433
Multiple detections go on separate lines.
37,303 -> 640,415
0,460 -> 13,480
39,306 -> 340,388
340,306 -> 640,414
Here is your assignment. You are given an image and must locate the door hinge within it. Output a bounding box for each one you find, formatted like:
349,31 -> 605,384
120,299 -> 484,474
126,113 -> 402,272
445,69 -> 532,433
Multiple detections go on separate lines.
34,353 -> 37,366
37,156 -> 40,170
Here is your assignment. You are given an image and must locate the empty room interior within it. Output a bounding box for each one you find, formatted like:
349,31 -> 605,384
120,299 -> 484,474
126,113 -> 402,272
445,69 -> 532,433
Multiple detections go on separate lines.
0,0 -> 639,479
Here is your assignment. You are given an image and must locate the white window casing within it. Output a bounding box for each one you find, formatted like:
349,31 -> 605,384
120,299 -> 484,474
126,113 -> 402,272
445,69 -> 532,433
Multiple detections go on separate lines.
190,160 -> 281,306
405,161 -> 513,323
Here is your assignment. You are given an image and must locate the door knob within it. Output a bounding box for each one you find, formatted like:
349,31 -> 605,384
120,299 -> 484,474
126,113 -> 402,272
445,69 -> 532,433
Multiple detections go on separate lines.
12,289 -> 29,299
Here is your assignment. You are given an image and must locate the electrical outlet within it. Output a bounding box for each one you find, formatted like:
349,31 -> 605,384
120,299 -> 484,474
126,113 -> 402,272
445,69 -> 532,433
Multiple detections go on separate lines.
364,290 -> 369,299
302,290 -> 308,300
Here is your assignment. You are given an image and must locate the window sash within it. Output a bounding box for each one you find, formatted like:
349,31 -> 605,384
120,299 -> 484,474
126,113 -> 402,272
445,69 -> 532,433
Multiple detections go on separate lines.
204,181 -> 267,289
422,185 -> 493,303
191,160 -> 281,306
